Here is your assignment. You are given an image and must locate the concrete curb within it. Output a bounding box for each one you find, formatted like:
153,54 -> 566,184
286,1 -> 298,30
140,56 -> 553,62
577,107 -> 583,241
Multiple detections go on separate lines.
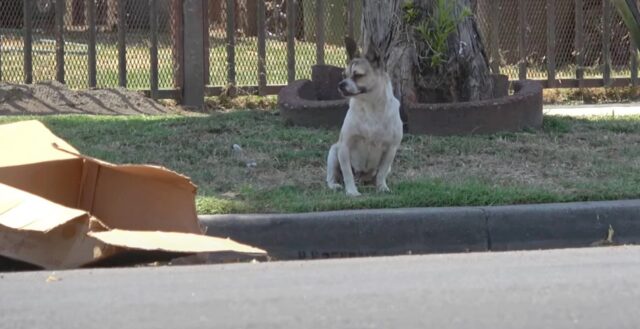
200,200 -> 640,260
544,103 -> 640,117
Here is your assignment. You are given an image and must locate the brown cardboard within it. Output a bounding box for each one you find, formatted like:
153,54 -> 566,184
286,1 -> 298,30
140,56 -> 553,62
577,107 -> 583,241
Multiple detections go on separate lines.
0,120 -> 83,208
0,182 -> 112,269
0,120 -> 265,269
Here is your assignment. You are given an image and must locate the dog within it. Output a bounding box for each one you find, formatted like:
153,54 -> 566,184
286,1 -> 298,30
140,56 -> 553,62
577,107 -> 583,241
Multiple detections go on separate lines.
326,37 -> 403,197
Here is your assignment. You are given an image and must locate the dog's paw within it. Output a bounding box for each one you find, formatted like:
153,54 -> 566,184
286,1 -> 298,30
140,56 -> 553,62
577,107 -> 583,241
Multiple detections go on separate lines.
377,184 -> 391,193
346,189 -> 362,197
327,182 -> 343,191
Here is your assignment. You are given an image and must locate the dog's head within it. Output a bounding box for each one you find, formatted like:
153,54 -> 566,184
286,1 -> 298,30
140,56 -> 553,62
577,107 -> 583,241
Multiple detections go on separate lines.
338,37 -> 386,98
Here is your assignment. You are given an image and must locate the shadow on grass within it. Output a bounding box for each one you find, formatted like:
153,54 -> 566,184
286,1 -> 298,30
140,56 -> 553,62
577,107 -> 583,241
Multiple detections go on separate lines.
543,114 -> 640,134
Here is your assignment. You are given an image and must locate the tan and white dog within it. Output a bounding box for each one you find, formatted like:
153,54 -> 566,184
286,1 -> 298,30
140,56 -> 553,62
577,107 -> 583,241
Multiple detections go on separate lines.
326,38 -> 403,197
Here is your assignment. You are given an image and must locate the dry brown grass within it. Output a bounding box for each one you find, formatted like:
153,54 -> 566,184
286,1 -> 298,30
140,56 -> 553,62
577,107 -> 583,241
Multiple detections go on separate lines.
543,87 -> 640,105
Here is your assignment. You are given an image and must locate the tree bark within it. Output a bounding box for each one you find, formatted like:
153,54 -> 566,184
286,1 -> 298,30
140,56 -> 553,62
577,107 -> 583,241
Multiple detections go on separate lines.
361,0 -> 494,105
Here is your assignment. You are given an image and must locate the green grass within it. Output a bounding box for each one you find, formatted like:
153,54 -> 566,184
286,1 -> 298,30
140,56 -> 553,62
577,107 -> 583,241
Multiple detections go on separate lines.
3,111 -> 640,214
500,63 -> 633,80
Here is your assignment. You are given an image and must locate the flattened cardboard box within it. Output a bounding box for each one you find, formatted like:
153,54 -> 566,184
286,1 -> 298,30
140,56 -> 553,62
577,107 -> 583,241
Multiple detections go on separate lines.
0,120 -> 265,269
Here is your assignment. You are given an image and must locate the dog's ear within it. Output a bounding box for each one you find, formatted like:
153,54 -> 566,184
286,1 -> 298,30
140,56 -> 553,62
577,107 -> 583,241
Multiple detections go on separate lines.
344,36 -> 360,62
364,44 -> 383,70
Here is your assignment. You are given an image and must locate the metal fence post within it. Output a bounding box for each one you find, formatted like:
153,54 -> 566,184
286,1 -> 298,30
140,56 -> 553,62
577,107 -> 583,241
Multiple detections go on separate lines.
602,0 -> 612,86
55,0 -> 66,84
287,0 -> 296,83
575,0 -> 585,86
226,0 -> 236,87
182,0 -> 205,108
546,0 -> 556,87
171,0 -> 183,91
87,0 -> 97,87
517,0 -> 527,80
632,0 -> 639,86
150,0 -> 159,100
118,0 -> 127,87
257,0 -> 267,95
24,0 -> 33,84
316,0 -> 325,65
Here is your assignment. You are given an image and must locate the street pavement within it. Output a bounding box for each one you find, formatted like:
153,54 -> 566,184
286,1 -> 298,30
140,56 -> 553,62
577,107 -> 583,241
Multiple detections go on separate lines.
1,246 -> 640,329
544,102 -> 640,117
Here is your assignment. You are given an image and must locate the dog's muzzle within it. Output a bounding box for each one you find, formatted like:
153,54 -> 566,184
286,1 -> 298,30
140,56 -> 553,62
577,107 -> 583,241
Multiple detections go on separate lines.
338,79 -> 364,97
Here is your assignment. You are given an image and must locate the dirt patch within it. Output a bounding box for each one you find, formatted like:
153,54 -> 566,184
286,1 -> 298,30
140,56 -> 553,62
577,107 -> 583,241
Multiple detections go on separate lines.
0,81 -> 177,115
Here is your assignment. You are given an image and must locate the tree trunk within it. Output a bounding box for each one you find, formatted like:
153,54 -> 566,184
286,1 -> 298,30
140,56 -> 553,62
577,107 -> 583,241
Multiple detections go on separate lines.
361,0 -> 494,106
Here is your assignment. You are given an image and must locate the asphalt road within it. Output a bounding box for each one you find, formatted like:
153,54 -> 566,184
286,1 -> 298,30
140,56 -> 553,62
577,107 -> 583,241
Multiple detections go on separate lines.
2,246 -> 640,329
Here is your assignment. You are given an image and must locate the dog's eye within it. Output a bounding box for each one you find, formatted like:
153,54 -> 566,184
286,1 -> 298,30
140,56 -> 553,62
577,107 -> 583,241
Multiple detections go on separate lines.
353,73 -> 364,79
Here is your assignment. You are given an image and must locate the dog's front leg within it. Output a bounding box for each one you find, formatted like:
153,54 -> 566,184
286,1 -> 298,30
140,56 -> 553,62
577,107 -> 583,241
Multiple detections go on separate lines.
337,145 -> 361,197
376,147 -> 398,193
326,144 -> 343,190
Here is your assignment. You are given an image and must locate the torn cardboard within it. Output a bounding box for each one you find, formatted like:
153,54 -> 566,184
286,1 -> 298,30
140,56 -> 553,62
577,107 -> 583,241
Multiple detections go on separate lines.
0,120 -> 265,269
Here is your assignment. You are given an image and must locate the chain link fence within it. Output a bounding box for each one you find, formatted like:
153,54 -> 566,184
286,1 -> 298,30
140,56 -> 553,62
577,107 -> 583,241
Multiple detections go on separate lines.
205,0 -> 358,89
475,0 -> 638,85
0,0 -> 176,92
1,0 -> 638,98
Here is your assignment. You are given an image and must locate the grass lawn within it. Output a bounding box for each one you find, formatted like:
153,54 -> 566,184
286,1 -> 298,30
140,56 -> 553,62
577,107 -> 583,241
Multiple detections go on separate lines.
2,110 -> 640,214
